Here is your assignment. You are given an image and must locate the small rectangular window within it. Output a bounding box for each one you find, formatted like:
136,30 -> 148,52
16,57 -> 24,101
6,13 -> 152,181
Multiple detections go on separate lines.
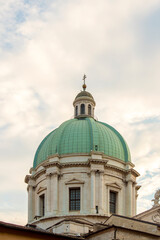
110,191 -> 116,214
69,188 -> 80,211
39,194 -> 45,216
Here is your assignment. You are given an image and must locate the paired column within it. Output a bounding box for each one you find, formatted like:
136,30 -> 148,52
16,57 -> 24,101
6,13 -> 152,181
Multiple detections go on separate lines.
90,170 -> 104,214
51,173 -> 58,214
28,184 -> 35,223
46,172 -> 59,215
126,180 -> 133,217
90,170 -> 96,214
132,182 -> 136,216
46,173 -> 51,214
99,171 -> 104,214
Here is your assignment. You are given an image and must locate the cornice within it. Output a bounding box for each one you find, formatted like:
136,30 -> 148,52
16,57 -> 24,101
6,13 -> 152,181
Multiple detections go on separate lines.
106,164 -> 126,173
88,158 -> 108,166
24,175 -> 30,184
30,157 -> 138,182
61,162 -> 89,168
73,96 -> 96,106
44,161 -> 61,169
103,155 -> 126,166
34,152 -> 133,170
32,169 -> 46,180
34,159 -> 49,171
126,168 -> 140,177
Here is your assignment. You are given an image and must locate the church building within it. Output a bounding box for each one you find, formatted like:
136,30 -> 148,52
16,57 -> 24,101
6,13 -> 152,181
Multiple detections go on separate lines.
23,77 -> 160,239
1,77 -> 160,239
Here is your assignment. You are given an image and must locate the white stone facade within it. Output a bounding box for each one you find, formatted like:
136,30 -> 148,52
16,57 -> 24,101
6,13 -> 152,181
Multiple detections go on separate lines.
25,151 -> 140,230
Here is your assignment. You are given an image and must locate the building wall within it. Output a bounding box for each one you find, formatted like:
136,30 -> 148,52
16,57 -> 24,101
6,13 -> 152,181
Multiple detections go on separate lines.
87,227 -> 160,240
26,152 -> 139,229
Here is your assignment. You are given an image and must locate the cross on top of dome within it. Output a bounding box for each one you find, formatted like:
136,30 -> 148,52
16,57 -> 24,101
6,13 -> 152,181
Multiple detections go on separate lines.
82,74 -> 87,91
73,75 -> 96,119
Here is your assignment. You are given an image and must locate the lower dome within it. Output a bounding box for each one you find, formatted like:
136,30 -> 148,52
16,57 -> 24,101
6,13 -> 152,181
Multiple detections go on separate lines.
33,118 -> 131,168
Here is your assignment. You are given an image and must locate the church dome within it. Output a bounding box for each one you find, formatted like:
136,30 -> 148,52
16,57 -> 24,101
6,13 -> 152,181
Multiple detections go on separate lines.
33,117 -> 131,168
75,91 -> 94,100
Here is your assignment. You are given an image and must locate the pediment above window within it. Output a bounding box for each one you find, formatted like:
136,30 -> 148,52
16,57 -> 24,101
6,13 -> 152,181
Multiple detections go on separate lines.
65,178 -> 85,185
106,182 -> 122,189
37,186 -> 46,194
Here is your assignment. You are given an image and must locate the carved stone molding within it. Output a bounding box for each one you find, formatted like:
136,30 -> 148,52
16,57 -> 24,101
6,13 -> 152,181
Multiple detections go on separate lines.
65,178 -> 85,185
152,210 -> 160,223
37,186 -> 47,194
88,158 -> 108,166
61,162 -> 89,168
44,161 -> 61,169
32,169 -> 46,180
25,175 -> 30,184
106,164 -> 126,173
105,182 -> 122,190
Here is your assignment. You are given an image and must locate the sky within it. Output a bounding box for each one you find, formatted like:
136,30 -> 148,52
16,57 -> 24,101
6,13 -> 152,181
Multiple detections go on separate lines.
0,0 -> 160,225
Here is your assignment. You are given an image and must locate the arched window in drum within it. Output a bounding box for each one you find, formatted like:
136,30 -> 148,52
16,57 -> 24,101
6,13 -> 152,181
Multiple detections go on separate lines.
81,104 -> 85,114
88,104 -> 91,115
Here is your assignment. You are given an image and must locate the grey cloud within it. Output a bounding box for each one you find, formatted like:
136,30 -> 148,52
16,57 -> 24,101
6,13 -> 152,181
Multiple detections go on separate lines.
131,116 -> 160,125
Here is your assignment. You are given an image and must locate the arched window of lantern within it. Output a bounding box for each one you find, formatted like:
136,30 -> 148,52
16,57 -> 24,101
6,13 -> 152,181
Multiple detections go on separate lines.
88,104 -> 91,115
81,104 -> 85,114
75,106 -> 78,116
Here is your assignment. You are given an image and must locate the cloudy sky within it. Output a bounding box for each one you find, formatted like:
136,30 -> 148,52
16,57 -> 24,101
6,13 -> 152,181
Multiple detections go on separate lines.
0,0 -> 160,225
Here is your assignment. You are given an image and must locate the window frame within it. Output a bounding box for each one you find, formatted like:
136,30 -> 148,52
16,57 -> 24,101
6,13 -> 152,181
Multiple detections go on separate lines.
109,191 -> 117,214
80,104 -> 85,114
105,183 -> 121,215
39,193 -> 45,217
69,187 -> 81,211
88,104 -> 91,115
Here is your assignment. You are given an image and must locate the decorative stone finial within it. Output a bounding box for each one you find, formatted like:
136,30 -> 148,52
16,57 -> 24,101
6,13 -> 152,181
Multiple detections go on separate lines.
152,189 -> 160,207
82,74 -> 87,91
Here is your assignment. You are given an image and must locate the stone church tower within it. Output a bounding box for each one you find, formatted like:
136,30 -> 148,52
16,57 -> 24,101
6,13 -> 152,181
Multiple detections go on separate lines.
25,79 -> 140,234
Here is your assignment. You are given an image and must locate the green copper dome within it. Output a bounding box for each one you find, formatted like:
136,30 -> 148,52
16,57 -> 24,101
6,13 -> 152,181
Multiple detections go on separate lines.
33,118 -> 131,168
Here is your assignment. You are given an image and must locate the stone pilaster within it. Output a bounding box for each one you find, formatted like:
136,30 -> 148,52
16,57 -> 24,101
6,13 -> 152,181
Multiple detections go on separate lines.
126,180 -> 133,217
46,173 -> 51,214
132,182 -> 136,216
90,170 -> 96,214
99,171 -> 104,214
51,172 -> 58,214
28,182 -> 35,223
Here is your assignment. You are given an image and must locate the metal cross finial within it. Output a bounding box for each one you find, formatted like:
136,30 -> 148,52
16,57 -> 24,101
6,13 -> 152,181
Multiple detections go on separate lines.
82,74 -> 87,91
83,74 -> 87,84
